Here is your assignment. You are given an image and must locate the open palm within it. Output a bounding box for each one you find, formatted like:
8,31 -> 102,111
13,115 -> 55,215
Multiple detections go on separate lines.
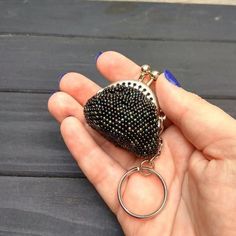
48,52 -> 236,236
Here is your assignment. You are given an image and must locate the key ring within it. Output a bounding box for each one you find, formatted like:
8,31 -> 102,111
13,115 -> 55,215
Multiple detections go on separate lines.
117,166 -> 168,219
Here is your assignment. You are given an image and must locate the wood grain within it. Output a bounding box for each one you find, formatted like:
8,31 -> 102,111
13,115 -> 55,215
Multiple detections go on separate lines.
0,92 -> 235,177
0,92 -> 79,177
0,176 -> 123,236
0,0 -> 236,41
0,36 -> 236,97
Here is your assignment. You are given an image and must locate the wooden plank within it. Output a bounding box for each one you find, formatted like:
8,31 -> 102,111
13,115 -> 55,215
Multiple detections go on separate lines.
0,92 -> 80,177
0,176 -> 123,236
0,36 -> 236,97
0,92 -> 235,177
0,1 -> 236,41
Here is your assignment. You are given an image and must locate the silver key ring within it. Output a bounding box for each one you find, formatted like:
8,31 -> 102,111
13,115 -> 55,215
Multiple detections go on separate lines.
117,166 -> 168,219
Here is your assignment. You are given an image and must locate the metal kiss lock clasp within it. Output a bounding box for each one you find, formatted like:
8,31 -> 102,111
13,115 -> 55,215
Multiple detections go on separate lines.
138,64 -> 160,87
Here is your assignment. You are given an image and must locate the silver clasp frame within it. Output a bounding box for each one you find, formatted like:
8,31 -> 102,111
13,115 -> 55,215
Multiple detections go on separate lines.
138,64 -> 160,87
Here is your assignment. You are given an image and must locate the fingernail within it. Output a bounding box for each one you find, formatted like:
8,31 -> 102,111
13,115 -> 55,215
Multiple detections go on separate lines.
164,69 -> 181,87
95,51 -> 103,62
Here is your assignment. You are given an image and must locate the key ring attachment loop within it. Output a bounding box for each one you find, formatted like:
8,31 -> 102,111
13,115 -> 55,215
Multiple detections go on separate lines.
117,166 -> 168,219
139,159 -> 155,176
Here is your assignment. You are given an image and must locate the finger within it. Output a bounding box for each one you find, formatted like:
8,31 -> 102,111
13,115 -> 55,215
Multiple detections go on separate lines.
59,53 -> 141,105
59,72 -> 101,106
61,116 -> 125,214
96,51 -> 141,82
48,91 -> 82,123
155,74 -> 236,160
48,91 -> 137,168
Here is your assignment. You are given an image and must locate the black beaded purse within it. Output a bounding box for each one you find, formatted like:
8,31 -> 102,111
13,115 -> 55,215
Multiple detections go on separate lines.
84,65 -> 167,219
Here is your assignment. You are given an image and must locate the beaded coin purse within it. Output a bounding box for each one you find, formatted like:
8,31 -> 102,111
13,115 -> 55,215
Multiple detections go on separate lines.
84,65 -> 167,219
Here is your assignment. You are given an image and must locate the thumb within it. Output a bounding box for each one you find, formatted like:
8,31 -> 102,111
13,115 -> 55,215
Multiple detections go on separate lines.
155,71 -> 236,155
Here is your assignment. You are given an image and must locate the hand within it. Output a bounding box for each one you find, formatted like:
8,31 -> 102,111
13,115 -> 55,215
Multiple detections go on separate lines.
48,51 -> 236,236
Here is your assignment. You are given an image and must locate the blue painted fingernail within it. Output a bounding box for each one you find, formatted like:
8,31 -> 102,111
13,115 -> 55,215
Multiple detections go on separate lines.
164,69 -> 181,87
95,51 -> 103,62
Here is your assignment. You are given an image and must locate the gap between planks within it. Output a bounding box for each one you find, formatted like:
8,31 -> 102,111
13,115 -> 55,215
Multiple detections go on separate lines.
1,33 -> 236,44
94,0 -> 236,6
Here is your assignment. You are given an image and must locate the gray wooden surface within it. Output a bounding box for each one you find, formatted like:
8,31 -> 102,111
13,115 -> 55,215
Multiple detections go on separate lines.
0,1 -> 236,235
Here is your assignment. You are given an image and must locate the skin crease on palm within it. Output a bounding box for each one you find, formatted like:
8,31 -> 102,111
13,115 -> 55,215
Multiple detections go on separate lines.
48,51 -> 236,236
